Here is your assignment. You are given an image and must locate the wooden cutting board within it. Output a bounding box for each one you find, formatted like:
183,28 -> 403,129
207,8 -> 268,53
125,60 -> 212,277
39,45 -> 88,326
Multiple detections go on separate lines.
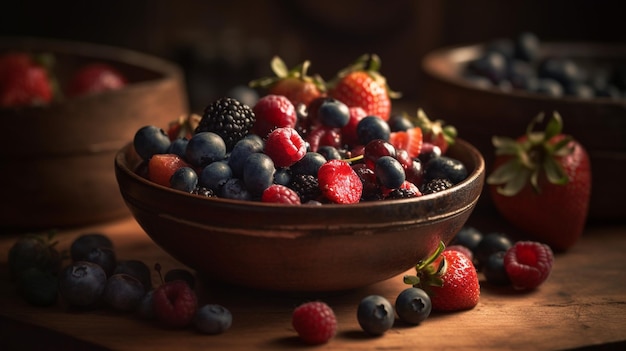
1,216 -> 625,351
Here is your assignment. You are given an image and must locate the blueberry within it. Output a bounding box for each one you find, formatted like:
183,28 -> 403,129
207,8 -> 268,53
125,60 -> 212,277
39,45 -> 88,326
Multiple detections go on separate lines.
186,132 -> 227,167
387,113 -> 414,132
113,260 -> 152,291
475,233 -> 513,269
424,156 -> 468,184
228,137 -> 264,177
538,58 -> 583,89
565,83 -> 594,99
375,156 -> 406,189
533,78 -> 564,97
194,304 -> 233,335
166,138 -> 189,158
357,116 -> 391,145
513,32 -> 540,62
485,38 -> 515,61
317,98 -> 350,128
467,51 -> 507,84
133,125 -> 171,161
165,268 -> 196,289
417,143 -> 442,164
273,167 -> 292,186
17,267 -> 58,307
170,166 -> 199,193
290,152 -> 326,176
103,273 -> 146,312
58,261 -> 107,308
85,247 -> 117,277
200,161 -> 233,192
219,177 -> 252,201
357,295 -> 395,335
243,152 -> 275,195
506,60 -> 537,90
483,251 -> 511,286
395,287 -> 432,325
70,233 -> 113,262
450,226 -> 484,252
316,146 -> 342,161
137,289 -> 155,319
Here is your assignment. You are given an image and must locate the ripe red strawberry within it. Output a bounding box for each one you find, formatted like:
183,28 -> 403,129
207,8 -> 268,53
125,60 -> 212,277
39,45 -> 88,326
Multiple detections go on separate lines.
486,112 -> 591,251
252,94 -> 297,138
504,241 -> 554,290
292,301 -> 337,345
404,242 -> 480,311
0,57 -> 53,108
152,280 -> 198,328
318,159 -> 363,204
389,126 -> 423,158
412,109 -> 457,154
328,54 -> 399,121
249,56 -> 325,108
66,62 -> 127,98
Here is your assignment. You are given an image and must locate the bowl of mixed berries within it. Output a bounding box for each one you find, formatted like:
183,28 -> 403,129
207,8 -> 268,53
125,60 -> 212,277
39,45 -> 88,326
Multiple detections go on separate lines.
115,54 -> 485,292
0,37 -> 188,230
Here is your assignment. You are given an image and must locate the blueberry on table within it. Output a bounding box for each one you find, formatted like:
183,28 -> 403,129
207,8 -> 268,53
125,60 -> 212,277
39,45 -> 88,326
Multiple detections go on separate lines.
113,260 -> 152,291
195,304 -> 233,335
357,295 -> 395,335
70,233 -> 113,262
395,287 -> 432,325
58,261 -> 107,308
103,273 -> 146,312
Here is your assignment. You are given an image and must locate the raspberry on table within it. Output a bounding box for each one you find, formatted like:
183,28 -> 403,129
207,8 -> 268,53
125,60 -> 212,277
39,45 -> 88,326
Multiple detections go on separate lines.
504,241 -> 554,290
152,280 -> 198,328
292,301 -> 337,345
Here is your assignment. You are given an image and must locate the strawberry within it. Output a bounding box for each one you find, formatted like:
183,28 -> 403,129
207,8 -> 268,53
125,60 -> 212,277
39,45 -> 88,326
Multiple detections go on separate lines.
292,301 -> 337,345
0,53 -> 54,108
318,159 -> 363,204
328,54 -> 399,121
404,242 -> 480,311
389,126 -> 423,158
486,112 -> 591,251
249,56 -> 325,108
66,62 -> 127,98
412,109 -> 457,154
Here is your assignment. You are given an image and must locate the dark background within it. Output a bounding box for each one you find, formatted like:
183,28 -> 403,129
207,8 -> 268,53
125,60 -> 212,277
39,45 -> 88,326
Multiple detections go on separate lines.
2,0 -> 624,112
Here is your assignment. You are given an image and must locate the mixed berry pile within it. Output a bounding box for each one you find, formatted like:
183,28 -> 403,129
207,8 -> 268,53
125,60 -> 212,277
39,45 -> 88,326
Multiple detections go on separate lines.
463,32 -> 626,99
133,54 -> 463,204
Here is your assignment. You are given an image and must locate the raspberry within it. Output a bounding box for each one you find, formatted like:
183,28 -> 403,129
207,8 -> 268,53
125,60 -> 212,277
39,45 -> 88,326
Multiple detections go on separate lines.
292,301 -> 337,345
318,160 -> 363,204
152,280 -> 198,328
264,127 -> 307,167
504,241 -> 554,290
196,97 -> 256,151
252,94 -> 297,138
261,184 -> 301,204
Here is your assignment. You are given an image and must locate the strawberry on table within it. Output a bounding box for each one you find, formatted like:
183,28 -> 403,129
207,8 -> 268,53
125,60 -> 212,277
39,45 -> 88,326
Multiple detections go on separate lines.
404,242 -> 480,312
0,52 -> 54,108
486,112 -> 591,251
328,54 -> 399,121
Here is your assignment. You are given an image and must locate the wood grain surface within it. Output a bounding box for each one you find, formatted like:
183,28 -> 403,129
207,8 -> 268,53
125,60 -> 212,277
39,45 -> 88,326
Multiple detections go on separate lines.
1,214 -> 625,351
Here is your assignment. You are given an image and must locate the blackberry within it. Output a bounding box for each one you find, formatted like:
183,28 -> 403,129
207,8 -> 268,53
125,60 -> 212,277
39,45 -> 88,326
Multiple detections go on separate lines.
386,188 -> 419,200
196,97 -> 256,151
191,186 -> 216,198
420,178 -> 453,195
288,174 -> 321,203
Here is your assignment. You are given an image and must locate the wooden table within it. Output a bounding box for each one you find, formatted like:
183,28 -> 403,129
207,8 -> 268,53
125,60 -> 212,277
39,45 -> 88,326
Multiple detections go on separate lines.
1,209 -> 625,351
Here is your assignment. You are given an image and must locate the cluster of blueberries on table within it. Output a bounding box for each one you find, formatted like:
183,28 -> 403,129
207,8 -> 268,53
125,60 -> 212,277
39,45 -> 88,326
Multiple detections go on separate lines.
464,32 -> 626,100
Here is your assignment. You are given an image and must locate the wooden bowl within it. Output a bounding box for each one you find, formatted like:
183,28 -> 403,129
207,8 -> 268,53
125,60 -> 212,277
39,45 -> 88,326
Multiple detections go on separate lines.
421,42 -> 626,221
0,37 -> 188,231
114,139 -> 485,292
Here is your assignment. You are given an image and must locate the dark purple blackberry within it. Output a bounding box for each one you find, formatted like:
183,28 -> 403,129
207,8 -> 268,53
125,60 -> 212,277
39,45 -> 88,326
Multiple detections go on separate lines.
288,174 -> 321,203
191,186 -> 216,198
196,97 -> 256,151
420,178 -> 453,195
385,188 -> 419,200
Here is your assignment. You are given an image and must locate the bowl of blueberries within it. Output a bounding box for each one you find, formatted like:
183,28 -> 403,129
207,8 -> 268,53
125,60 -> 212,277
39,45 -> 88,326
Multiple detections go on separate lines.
421,32 -> 626,221
115,95 -> 485,292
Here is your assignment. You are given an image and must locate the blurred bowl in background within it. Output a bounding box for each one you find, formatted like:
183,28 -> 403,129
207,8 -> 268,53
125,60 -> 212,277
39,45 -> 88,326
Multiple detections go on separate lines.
0,37 -> 188,231
421,42 -> 626,221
